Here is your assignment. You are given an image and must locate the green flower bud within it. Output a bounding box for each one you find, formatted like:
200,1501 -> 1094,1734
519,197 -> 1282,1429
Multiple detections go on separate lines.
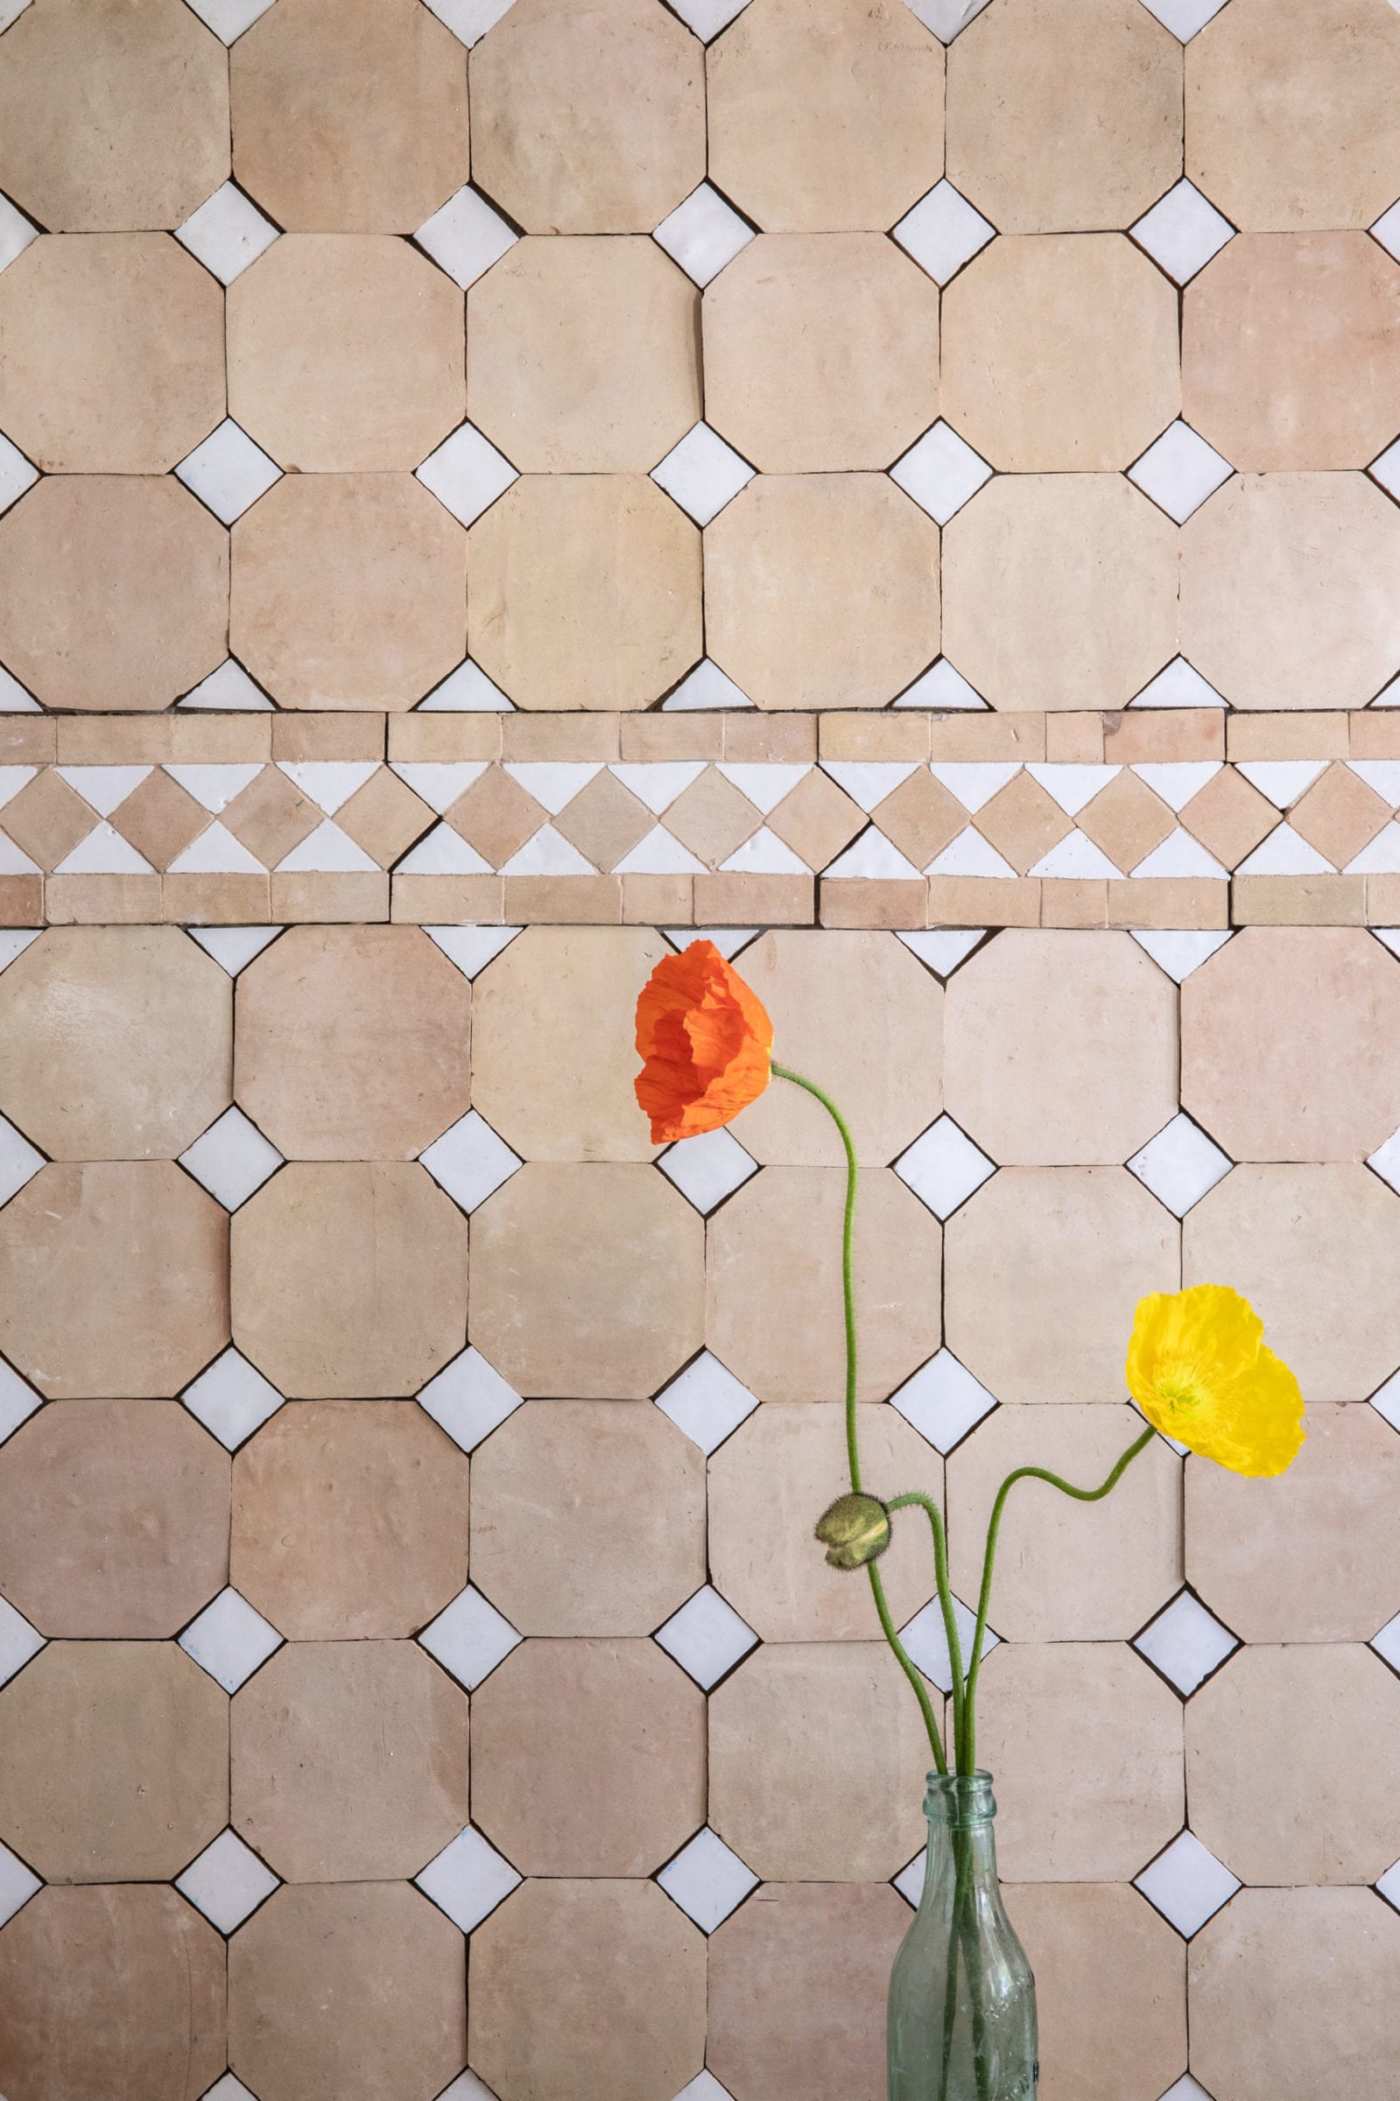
815,1492 -> 891,1570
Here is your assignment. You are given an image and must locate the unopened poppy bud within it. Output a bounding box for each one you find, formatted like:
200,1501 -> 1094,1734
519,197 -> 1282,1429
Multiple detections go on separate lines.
815,1492 -> 891,1570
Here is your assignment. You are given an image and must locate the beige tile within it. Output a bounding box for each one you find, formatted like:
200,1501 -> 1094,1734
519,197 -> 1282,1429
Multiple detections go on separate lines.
975,772 -> 1073,874
623,873 -> 692,925
948,1404 -> 1180,1640
706,475 -> 939,711
471,927 -> 666,1161
942,237 -> 1179,471
0,1641 -> 226,1881
1184,1163 -> 1400,1402
733,930 -> 943,1166
0,476 -> 227,712
1290,761 -> 1390,868
942,476 -> 1177,713
471,1401 -> 703,1635
820,875 -> 928,931
1233,872 -> 1367,928
469,1163 -> 703,1397
0,234 -> 223,473
945,929 -> 1177,1165
946,1168 -> 1178,1405
232,1402 -> 467,1639
1186,0 -> 1400,231
865,771 -> 966,873
704,233 -> 939,472
472,1638 -> 703,1874
392,873 -> 503,924
1076,771 -> 1176,872
232,1163 -> 467,1399
709,1642 -> 928,1879
1351,712 -> 1400,759
1181,473 -> 1400,711
274,869 -> 392,923
663,768 -> 763,867
109,769 -> 210,872
1108,876 -> 1229,931
469,237 -> 697,473
708,1167 -> 941,1403
1189,1644 -> 1400,1884
1179,765 -> 1279,870
468,476 -> 701,711
1226,710 -> 1352,760
928,714 -> 1048,761
708,0 -> 943,233
230,1883 -> 465,2101
769,767 -> 867,870
0,1886 -> 225,2101
0,718 -> 55,763
0,926 -> 230,1160
694,871 -> 814,925
1183,927 -> 1400,1161
335,766 -> 433,868
222,766 -> 319,868
504,872 -> 624,923
48,873 -> 164,925
1191,1888 -> 1400,2101
470,1880 -> 705,2101
976,1642 -> 1181,1879
0,771 -> 100,872
394,715 -> 505,762
164,872 -> 271,927
1006,1883 -> 1186,2101
236,925 -> 470,1160
471,0 -> 703,234
0,0 -> 228,231
229,236 -> 463,473
622,714 -> 725,761
709,1403 -> 939,1641
232,475 -> 467,712
1045,714 -> 1105,763
271,714 -> 384,761
0,1162 -> 228,1399
1188,1403 -> 1400,1643
553,769 -> 654,872
445,766 -> 547,869
1104,710 -> 1225,763
233,1640 -> 466,1880
709,1882 -> 911,2101
0,1401 -> 227,1639
1040,879 -> 1109,930
948,0 -> 1180,232
232,0 -> 467,233
727,714 -> 819,760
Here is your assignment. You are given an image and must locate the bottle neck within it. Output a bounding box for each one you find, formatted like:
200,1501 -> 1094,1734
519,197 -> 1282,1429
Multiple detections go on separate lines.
921,1771 -> 1001,1891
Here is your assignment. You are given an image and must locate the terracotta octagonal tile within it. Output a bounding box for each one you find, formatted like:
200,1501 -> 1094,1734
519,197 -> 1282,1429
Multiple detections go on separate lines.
232,1163 -> 467,1398
236,925 -> 471,1160
0,1162 -> 229,1400
0,1641 -> 227,1882
1006,1882 -> 1186,2101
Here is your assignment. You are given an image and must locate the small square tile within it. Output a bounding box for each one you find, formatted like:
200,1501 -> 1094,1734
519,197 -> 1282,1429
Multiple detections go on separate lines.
0,431 -> 38,517
418,1346 -> 524,1453
658,1127 -> 759,1214
899,1593 -> 996,1695
176,420 -> 281,526
890,421 -> 993,525
1129,421 -> 1233,522
415,186 -> 517,290
554,770 -> 655,872
651,424 -> 755,526
657,1827 -> 759,1933
1290,763 -> 1391,871
654,1585 -> 758,1690
888,1350 -> 997,1454
766,770 -> 865,871
1133,1590 -> 1238,1697
974,771 -> 1072,874
1130,179 -> 1233,284
0,1112 -> 43,1208
1128,1114 -> 1231,1217
181,1348 -> 284,1451
420,1110 -> 521,1213
0,192 -> 40,275
417,423 -> 518,528
653,183 -> 754,286
0,1838 -> 40,1928
179,1587 -> 282,1693
1,771 -> 100,871
1134,1830 -> 1240,1939
654,1352 -> 760,1453
415,1825 -> 521,1934
894,1116 -> 995,1220
893,182 -> 996,286
418,1585 -> 521,1691
1078,772 -> 1177,874
176,182 -> 279,285
176,1829 -> 280,1934
0,1596 -> 43,1687
338,768 -> 436,868
0,1357 -> 42,1445
180,1109 -> 283,1212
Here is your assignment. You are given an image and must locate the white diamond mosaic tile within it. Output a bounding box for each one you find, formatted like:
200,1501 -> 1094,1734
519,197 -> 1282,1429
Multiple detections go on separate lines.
416,1825 -> 522,1934
1134,1830 -> 1240,1939
1133,1591 -> 1239,1697
654,1585 -> 758,1690
889,1351 -> 998,1454
180,1108 -> 283,1211
894,1116 -> 996,1220
176,1829 -> 280,1935
179,1588 -> 283,1694
181,1349 -> 285,1451
418,1346 -> 525,1453
658,1827 -> 759,1933
419,1585 -> 522,1690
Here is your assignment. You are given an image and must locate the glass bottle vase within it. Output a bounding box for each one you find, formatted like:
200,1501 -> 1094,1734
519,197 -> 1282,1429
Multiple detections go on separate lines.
888,1771 -> 1038,2101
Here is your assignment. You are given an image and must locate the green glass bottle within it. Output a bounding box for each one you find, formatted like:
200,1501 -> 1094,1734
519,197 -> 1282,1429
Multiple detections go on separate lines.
888,1772 -> 1038,2101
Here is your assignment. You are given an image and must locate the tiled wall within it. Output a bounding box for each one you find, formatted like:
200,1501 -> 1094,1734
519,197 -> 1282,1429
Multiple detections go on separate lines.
0,2 -> 1398,2100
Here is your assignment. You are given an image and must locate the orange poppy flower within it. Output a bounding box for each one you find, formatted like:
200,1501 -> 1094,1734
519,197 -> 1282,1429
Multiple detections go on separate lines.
635,939 -> 774,1144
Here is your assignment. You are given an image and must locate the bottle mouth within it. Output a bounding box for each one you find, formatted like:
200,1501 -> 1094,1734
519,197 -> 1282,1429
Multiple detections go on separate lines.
924,1770 -> 996,1826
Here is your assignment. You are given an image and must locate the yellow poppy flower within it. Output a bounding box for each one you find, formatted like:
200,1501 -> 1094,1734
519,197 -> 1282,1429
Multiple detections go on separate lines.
1126,1284 -> 1304,1478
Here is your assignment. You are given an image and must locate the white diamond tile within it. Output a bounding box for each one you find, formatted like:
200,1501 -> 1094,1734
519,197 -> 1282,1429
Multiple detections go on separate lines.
424,926 -> 523,979
276,761 -> 378,816
1370,672 -> 1400,708
613,762 -> 709,814
664,659 -> 754,711
1131,828 -> 1228,879
436,2075 -> 502,2101
0,1838 -> 40,1927
180,1588 -> 282,1693
176,1829 -> 279,1934
1131,658 -> 1226,710
1350,759 -> 1400,806
179,1108 -> 282,1211
0,833 -> 40,876
1370,1370 -> 1400,1434
1370,1125 -> 1400,1198
181,0 -> 276,38
1134,1830 -> 1240,1938
0,1596 -> 43,1686
1130,179 -> 1233,283
927,828 -> 1016,879
1374,930 -> 1400,963
658,1828 -> 759,1933
895,1116 -> 995,1220
895,659 -> 987,710
500,824 -> 593,876
1372,199 -> 1400,266
906,0 -> 996,35
0,1356 -> 42,1445
420,1109 -> 521,1213
674,2076 -> 737,2101
1345,823 -> 1400,876
894,1849 -> 927,1907
187,925 -> 282,976
397,823 -> 493,877
502,762 -> 602,814
176,183 -> 278,284
654,1351 -> 759,1453
654,1585 -> 758,1690
653,183 -> 754,286
417,422 -> 518,527
421,0 -> 516,43
416,1825 -> 521,1933
822,829 -> 922,880
1368,1610 -> 1400,1673
897,929 -> 985,977
0,430 -> 38,516
420,660 -> 515,711
1026,764 -> 1121,817
889,1350 -> 997,1453
1030,831 -> 1124,880
416,186 -> 517,289
418,1346 -> 523,1453
0,927 -> 41,972
1235,823 -> 1332,876
58,765 -> 152,816
203,2076 -> 260,2101
0,1113 -> 43,1207
651,422 -> 755,525
614,826 -> 707,877
181,1347 -> 284,1451
390,761 -> 489,815
821,761 -> 919,812
1137,0 -> 1230,37
0,765 -> 35,811
176,420 -> 281,524
1129,420 -> 1233,521
167,823 -> 263,877
1234,760 -> 1329,809
166,763 -> 265,814
720,827 -> 810,876
1134,762 -> 1223,813
930,762 -> 1020,812
0,665 -> 38,712
1128,1114 -> 1232,1217
890,421 -> 992,525
0,2 -> 30,36
180,660 -> 272,711
1380,1860 -> 1400,1915
658,1127 -> 758,1214
1133,1590 -> 1238,1696
53,823 -> 152,876
0,191 -> 40,274
1159,2081 -> 1215,2101
893,181 -> 996,285
1130,932 -> 1231,987
900,1593 -> 995,1694
276,820 -> 380,874
1370,433 -> 1400,499
419,1585 -> 521,1690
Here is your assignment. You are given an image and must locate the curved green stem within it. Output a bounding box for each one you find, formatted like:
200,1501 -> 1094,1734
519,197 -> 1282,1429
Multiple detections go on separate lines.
959,1423 -> 1156,1772
774,1062 -> 947,1775
888,1490 -> 964,1776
